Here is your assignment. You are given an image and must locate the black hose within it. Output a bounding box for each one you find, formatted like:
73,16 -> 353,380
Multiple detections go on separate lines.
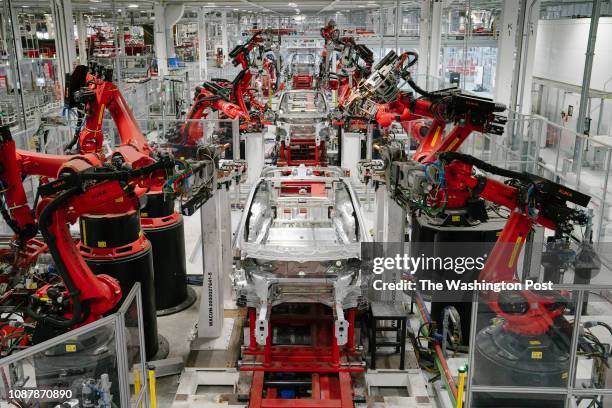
0,185 -> 37,243
64,111 -> 84,153
26,186 -> 87,328
0,203 -> 21,237
39,159 -> 174,197
439,151 -> 530,182
27,160 -> 174,327
407,77 -> 439,99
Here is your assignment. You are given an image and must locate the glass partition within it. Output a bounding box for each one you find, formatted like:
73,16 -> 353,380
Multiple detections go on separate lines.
117,283 -> 148,407
0,284 -> 148,408
465,287 -> 612,407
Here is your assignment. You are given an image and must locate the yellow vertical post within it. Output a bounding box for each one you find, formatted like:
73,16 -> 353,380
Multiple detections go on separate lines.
133,368 -> 141,407
148,365 -> 157,408
268,77 -> 273,108
456,365 -> 467,408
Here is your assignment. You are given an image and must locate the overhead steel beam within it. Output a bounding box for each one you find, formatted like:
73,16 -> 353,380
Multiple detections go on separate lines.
239,0 -> 279,15
318,0 -> 341,14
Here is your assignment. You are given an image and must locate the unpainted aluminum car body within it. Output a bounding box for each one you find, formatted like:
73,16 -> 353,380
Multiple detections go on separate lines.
233,165 -> 371,345
288,53 -> 317,77
276,90 -> 331,148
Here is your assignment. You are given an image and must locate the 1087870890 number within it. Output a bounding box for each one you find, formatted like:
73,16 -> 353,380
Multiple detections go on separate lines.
8,388 -> 73,402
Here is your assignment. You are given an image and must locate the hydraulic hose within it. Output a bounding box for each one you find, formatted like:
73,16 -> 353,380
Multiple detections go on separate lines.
406,77 -> 439,99
28,186 -> 88,328
64,111 -> 84,153
439,151 -> 529,182
29,159 -> 174,327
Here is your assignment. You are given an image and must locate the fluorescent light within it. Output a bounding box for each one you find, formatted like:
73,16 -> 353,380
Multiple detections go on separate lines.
117,9 -> 122,12
233,8 -> 239,11
128,4 -> 139,8
288,2 -> 297,7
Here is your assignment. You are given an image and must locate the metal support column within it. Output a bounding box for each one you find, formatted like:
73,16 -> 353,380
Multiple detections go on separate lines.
395,0 -> 401,52
4,0 -> 26,129
9,1 -> 23,62
50,0 -> 77,97
112,0 -> 122,83
574,0 -> 603,180
0,15 -> 9,59
417,0 -> 431,88
197,183 -> 230,338
372,191 -> 406,303
154,4 -> 168,77
198,7 -> 208,81
508,0 -> 528,116
494,0 -> 520,107
429,0 -> 442,83
221,11 -> 228,65
77,12 -> 87,65
517,0 -> 541,115
379,6 -> 385,60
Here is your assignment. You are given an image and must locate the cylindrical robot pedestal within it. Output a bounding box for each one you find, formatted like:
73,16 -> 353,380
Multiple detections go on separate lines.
140,193 -> 196,316
410,212 -> 502,345
472,324 -> 568,407
79,211 -> 167,360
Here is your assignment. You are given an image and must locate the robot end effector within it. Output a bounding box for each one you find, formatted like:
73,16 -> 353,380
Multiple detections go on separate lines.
343,49 -> 507,135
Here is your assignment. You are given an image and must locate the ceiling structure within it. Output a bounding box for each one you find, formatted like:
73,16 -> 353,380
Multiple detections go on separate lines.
0,0 -> 505,15
0,0 -> 604,18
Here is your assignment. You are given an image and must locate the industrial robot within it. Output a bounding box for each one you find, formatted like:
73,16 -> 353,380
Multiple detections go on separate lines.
320,20 -> 374,104
388,151 -> 593,406
167,30 -> 275,157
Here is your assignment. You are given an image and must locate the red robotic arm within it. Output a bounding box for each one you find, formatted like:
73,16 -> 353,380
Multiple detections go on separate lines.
228,32 -> 270,124
66,63 -> 151,156
0,127 -> 37,242
178,82 -> 247,147
428,152 -> 589,335
343,50 -> 505,162
1,126 -> 103,243
30,158 -> 174,327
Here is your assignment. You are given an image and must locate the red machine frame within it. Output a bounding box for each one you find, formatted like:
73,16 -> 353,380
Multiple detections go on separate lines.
243,306 -> 362,408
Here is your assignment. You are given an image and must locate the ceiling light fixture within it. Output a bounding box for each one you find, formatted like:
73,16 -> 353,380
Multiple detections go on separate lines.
127,4 -> 138,8
288,2 -> 297,7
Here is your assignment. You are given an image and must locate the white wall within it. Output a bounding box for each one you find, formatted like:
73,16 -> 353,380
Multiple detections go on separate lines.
534,18 -> 612,135
534,17 -> 612,91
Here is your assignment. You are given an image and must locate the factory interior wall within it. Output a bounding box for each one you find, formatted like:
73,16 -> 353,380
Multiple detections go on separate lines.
534,17 -> 612,136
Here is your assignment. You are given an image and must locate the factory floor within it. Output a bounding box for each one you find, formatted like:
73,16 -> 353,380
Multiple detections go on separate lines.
156,285 -> 203,407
